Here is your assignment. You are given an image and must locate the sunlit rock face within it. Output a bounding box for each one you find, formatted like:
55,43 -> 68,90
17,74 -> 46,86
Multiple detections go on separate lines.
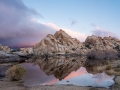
85,35 -> 120,51
20,48 -> 34,55
35,56 -> 86,80
34,29 -> 86,55
0,44 -> 11,52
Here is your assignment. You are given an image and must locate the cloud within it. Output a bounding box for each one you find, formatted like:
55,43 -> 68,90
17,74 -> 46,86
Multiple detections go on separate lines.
69,19 -> 78,26
61,28 -> 87,42
92,26 -> 118,38
71,20 -> 78,26
46,23 -> 87,42
90,23 -> 97,27
45,23 -> 60,30
0,0 -> 55,48
30,8 -> 44,18
91,23 -> 119,38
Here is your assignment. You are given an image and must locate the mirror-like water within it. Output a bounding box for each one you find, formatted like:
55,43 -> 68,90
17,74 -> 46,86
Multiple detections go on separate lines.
20,57 -> 115,88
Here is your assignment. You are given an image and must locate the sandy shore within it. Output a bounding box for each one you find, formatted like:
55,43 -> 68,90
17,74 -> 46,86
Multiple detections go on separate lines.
0,79 -> 26,90
28,85 -> 108,90
0,77 -> 109,90
0,77 -> 120,90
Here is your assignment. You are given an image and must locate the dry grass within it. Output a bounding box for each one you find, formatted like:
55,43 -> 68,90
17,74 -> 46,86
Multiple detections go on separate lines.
106,69 -> 115,75
93,64 -> 120,75
6,65 -> 27,81
95,66 -> 106,73
105,64 -> 112,70
94,64 -> 112,72
106,69 -> 120,76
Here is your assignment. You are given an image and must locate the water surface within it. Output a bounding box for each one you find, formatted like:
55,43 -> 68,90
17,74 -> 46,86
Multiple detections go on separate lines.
21,57 -> 115,88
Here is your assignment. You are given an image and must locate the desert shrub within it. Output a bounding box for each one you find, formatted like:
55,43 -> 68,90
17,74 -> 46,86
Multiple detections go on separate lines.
106,69 -> 115,75
6,65 -> 27,81
95,66 -> 106,73
106,64 -> 112,70
87,48 -> 118,60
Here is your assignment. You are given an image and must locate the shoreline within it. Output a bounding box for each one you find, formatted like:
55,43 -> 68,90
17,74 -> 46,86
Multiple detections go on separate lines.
0,75 -> 119,90
0,78 -> 108,90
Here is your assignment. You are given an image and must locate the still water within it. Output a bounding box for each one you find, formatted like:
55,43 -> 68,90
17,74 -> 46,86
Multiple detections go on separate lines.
20,57 -> 115,88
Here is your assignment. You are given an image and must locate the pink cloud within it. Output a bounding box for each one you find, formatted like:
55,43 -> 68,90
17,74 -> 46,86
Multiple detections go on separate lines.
64,67 -> 88,80
46,23 -> 87,42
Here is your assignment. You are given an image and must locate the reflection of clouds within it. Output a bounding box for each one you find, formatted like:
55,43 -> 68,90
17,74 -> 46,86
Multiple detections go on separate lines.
41,79 -> 59,85
57,71 -> 114,88
64,67 -> 88,80
92,72 -> 114,83
21,63 -> 56,87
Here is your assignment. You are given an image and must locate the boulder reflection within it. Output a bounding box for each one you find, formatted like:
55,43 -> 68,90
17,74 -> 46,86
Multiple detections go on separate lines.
35,56 -> 86,80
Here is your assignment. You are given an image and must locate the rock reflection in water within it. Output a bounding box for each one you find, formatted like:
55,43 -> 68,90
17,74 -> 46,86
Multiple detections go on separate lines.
35,56 -> 86,80
21,57 -> 114,88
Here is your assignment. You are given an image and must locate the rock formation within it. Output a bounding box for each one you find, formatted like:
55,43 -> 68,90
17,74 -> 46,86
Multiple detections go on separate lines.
34,29 -> 86,55
0,45 -> 30,63
1,29 -> 120,63
0,44 -> 11,52
33,29 -> 120,57
20,48 -> 34,55
85,35 -> 120,50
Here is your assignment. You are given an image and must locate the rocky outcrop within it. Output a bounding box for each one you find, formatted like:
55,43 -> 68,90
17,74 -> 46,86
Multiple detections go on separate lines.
0,45 -> 29,63
20,48 -> 34,55
33,30 -> 120,56
0,51 -> 28,63
84,35 -> 120,60
34,29 -> 85,55
85,35 -> 120,50
0,44 -> 11,52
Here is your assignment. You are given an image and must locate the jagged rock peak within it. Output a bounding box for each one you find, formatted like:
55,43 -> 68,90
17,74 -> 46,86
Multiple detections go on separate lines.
54,29 -> 71,38
33,29 -> 83,55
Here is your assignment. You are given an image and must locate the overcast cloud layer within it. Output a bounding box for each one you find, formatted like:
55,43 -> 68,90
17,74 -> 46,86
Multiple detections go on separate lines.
0,0 -> 56,48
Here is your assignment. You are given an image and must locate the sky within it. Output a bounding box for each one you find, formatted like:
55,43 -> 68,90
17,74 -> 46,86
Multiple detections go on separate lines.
0,0 -> 120,48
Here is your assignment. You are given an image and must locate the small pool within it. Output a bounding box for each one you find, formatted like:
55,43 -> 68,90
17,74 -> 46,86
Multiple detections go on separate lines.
20,59 -> 114,89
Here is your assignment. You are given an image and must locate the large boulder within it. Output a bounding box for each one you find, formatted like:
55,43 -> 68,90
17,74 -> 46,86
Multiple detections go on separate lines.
0,51 -> 20,63
0,44 -> 11,52
34,29 -> 84,55
20,47 -> 34,55
85,35 -> 120,51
